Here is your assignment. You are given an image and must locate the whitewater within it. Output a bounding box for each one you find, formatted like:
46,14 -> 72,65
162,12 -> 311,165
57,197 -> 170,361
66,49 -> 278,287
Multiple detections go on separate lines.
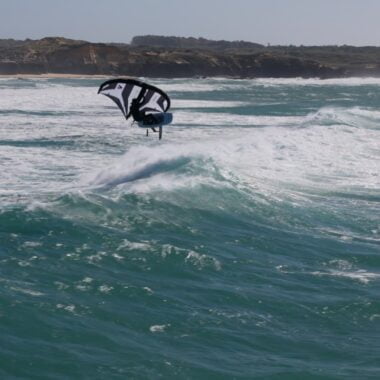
0,77 -> 379,379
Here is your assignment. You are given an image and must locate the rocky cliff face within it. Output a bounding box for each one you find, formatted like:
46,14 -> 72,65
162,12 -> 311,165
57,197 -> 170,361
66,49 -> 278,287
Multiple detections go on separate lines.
0,36 -> 378,78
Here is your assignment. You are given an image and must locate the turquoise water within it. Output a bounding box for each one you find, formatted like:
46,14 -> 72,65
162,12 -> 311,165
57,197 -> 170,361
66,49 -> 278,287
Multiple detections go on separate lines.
0,77 -> 379,379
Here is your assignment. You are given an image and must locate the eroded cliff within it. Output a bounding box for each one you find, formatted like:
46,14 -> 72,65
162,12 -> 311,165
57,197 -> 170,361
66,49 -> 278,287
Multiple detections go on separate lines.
0,36 -> 379,78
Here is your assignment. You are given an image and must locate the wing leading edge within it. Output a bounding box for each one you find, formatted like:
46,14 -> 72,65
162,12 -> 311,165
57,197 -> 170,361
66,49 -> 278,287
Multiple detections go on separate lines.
98,78 -> 171,120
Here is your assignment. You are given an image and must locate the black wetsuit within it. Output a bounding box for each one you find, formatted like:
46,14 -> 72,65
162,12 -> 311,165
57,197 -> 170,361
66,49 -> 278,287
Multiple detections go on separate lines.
130,100 -> 158,125
130,100 -> 145,122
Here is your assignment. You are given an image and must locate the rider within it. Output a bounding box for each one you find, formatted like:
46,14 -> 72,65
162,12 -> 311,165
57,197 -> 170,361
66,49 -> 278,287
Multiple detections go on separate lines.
130,98 -> 157,125
130,98 -> 145,122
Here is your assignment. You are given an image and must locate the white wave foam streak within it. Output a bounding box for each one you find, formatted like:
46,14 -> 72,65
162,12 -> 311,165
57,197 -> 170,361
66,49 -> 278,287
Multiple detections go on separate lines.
311,260 -> 380,284
244,125 -> 380,192
173,99 -> 248,109
156,81 -> 222,93
0,113 -> 128,143
86,143 -> 202,189
0,144 -> 113,204
304,107 -> 380,129
0,82 -> 133,144
1,79 -> 379,210
0,85 -> 105,114
85,112 -> 380,203
254,77 -> 380,87
217,107 -> 380,195
158,76 -> 380,92
174,110 -> 302,127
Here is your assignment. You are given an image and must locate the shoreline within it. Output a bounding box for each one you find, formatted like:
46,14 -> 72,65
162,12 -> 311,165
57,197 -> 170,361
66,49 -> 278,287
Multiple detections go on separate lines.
0,73 -> 112,79
1,74 -> 380,80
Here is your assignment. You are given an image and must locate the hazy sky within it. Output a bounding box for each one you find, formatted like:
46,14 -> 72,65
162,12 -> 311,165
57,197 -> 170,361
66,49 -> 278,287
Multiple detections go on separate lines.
1,0 -> 379,46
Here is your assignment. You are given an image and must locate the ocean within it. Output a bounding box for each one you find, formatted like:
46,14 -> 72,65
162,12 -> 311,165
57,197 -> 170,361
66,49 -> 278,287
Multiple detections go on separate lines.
0,77 -> 379,379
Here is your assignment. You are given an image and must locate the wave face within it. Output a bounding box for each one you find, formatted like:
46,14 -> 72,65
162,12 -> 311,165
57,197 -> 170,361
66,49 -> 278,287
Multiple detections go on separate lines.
1,77 -> 380,379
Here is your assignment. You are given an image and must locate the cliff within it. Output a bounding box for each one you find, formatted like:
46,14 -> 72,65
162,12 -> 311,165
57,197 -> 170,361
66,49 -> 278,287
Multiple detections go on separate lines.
0,36 -> 379,78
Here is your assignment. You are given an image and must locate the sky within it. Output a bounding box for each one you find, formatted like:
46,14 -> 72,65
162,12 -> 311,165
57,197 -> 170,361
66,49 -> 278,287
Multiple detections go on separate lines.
1,0 -> 379,46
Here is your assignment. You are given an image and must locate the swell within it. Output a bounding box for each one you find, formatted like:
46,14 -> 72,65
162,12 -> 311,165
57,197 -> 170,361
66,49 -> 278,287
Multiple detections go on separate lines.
1,78 -> 380,378
1,172 -> 379,379
302,106 -> 380,129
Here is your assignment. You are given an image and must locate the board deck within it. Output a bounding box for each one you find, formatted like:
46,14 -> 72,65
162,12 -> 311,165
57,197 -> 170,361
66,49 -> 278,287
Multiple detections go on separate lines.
137,112 -> 173,128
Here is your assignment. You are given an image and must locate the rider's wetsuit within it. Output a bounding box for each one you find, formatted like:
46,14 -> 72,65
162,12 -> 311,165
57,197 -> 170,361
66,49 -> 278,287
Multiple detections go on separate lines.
130,99 -> 145,122
130,98 -> 158,125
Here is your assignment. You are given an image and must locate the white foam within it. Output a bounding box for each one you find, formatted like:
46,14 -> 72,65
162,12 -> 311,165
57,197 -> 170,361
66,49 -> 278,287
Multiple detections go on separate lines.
311,260 -> 380,284
149,324 -> 169,333
303,106 -> 380,129
254,77 -> 380,87
98,284 -> 113,293
157,76 -> 380,91
158,81 -> 218,92
173,99 -> 248,108
83,104 -> 380,199
173,110 -> 302,126
56,304 -> 76,313
1,79 -> 380,211
185,251 -> 222,271
312,270 -> 380,284
10,287 -> 44,296
117,239 -> 152,252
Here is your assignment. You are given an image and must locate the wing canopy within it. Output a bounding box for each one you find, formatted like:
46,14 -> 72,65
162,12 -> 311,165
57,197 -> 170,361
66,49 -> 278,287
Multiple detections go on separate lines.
98,78 -> 170,119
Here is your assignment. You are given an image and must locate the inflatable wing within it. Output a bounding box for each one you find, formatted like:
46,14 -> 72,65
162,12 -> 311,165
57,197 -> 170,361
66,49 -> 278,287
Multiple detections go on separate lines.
98,78 -> 171,120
